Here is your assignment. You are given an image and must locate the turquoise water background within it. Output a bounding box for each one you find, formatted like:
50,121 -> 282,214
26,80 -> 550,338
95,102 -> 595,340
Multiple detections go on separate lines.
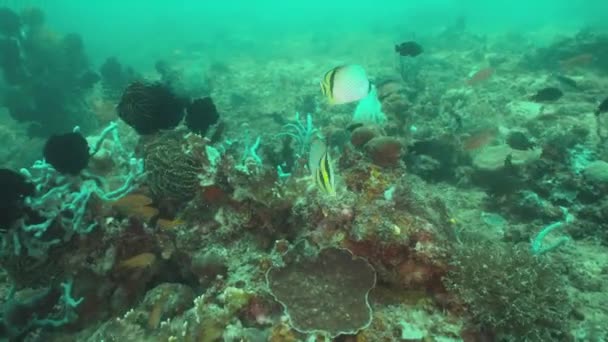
2,0 -> 607,68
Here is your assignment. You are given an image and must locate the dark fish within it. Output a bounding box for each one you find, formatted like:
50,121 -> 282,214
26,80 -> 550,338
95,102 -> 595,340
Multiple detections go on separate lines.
346,122 -> 364,132
596,97 -> 608,116
79,70 -> 101,89
553,74 -> 577,89
395,41 -> 423,57
530,87 -> 563,102
506,131 -> 534,150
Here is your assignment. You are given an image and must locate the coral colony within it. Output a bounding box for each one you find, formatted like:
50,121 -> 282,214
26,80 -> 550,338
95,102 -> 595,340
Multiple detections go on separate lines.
1,4 -> 608,342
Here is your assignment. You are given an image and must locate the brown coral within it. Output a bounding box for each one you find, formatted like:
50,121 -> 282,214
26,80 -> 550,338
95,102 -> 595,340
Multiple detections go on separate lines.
266,247 -> 376,337
351,126 -> 380,148
365,136 -> 403,167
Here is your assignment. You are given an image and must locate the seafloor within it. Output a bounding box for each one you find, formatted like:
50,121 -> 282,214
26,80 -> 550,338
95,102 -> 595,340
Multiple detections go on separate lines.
1,8 -> 608,342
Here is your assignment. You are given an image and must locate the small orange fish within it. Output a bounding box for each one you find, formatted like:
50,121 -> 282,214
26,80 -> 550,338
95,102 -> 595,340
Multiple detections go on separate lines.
157,218 -> 184,230
466,68 -> 494,86
118,252 -> 156,270
463,128 -> 498,151
559,53 -> 593,69
112,194 -> 159,223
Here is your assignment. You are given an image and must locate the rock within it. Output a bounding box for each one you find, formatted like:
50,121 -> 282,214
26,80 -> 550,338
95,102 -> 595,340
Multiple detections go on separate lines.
351,126 -> 379,148
583,160 -> 608,183
506,101 -> 543,120
473,145 -> 541,171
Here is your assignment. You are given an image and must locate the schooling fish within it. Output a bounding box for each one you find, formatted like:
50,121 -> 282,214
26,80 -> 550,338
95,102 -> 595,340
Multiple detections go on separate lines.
553,74 -> 578,89
596,97 -> 608,116
506,131 -> 535,150
530,87 -> 563,102
321,64 -> 371,105
395,41 -> 423,57
466,67 -> 494,86
308,140 -> 336,196
560,53 -> 593,69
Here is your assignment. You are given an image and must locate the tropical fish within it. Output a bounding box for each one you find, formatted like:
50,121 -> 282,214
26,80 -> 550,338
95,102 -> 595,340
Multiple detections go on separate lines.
395,41 -> 423,57
308,140 -> 336,195
118,252 -> 157,270
553,74 -> 578,89
466,68 -> 494,86
596,97 -> 608,116
530,87 -> 563,102
463,128 -> 498,151
321,64 -> 371,105
506,131 -> 534,150
560,53 -> 593,69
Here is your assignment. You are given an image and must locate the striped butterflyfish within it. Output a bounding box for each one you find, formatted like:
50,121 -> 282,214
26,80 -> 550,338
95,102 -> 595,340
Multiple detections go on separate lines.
320,64 -> 371,105
308,140 -> 336,196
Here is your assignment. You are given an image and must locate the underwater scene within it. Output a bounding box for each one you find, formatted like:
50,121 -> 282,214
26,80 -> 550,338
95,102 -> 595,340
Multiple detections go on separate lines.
1,0 -> 608,341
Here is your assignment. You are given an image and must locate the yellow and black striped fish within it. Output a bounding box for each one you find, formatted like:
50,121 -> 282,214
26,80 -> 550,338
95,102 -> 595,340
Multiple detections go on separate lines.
308,140 -> 336,196
320,64 -> 371,105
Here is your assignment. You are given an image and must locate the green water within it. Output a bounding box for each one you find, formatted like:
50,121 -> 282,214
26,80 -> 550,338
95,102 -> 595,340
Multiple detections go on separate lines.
1,1 -> 608,341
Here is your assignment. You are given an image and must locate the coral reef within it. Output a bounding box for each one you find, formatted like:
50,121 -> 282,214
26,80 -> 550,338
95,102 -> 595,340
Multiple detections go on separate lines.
1,7 -> 608,342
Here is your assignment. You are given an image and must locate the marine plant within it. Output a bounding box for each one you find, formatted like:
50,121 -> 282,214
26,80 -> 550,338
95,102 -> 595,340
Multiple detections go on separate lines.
444,240 -> 571,341
276,112 -> 319,158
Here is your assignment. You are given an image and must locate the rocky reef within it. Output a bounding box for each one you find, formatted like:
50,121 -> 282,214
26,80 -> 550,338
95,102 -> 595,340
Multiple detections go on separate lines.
1,6 -> 608,342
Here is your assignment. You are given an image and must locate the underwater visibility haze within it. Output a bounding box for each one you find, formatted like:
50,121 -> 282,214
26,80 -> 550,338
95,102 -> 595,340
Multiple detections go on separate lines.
1,0 -> 608,341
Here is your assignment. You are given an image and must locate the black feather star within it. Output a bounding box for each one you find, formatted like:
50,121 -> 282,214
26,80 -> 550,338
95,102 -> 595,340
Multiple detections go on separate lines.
185,97 -> 220,135
117,81 -> 185,135
43,132 -> 90,175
